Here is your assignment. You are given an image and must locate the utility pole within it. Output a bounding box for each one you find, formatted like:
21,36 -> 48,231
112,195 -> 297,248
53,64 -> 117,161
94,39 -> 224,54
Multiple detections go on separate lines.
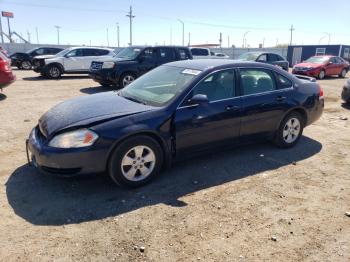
7,17 -> 11,42
227,36 -> 230,48
219,32 -> 222,48
243,31 -> 250,48
276,38 -> 279,47
126,5 -> 135,46
170,27 -> 172,45
188,32 -> 191,46
35,27 -> 39,44
116,22 -> 120,47
54,25 -> 61,45
289,25 -> 295,46
27,30 -> 31,43
0,17 -> 4,44
106,28 -> 109,47
177,19 -> 184,46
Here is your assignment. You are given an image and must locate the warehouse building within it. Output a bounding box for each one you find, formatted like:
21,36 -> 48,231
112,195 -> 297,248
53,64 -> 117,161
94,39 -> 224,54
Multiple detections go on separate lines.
287,45 -> 350,66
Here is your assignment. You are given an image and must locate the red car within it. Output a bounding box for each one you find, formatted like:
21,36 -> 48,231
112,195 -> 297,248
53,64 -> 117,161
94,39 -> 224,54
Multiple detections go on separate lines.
292,55 -> 349,79
0,51 -> 15,90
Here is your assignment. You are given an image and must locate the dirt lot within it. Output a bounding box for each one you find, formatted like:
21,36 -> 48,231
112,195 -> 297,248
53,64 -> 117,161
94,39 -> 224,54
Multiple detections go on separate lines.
0,69 -> 349,262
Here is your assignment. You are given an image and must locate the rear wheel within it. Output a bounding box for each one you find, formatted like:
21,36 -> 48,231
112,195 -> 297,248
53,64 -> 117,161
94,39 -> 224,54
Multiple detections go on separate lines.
119,72 -> 136,88
47,65 -> 62,79
20,60 -> 32,70
108,136 -> 163,188
339,68 -> 347,78
318,70 -> 325,80
274,112 -> 304,148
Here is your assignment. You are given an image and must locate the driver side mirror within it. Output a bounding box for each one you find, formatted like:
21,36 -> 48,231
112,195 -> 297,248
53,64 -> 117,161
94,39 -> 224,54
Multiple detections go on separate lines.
327,61 -> 333,65
187,94 -> 209,106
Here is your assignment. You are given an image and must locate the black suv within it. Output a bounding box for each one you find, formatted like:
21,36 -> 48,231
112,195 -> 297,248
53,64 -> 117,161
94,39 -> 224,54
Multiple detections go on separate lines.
10,47 -> 63,70
89,46 -> 192,88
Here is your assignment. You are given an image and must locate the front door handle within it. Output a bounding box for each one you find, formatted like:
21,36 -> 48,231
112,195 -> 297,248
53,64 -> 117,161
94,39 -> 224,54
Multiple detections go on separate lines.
276,96 -> 286,102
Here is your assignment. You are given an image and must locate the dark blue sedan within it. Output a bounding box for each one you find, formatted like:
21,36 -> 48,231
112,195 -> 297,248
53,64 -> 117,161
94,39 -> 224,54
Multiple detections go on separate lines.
27,60 -> 324,187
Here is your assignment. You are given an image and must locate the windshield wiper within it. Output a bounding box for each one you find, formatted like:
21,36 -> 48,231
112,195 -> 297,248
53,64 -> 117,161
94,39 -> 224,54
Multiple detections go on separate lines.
122,95 -> 147,105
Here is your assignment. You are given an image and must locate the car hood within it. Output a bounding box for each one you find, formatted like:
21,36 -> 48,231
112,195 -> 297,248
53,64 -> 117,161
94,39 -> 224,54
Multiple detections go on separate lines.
38,92 -> 156,137
34,55 -> 57,60
294,62 -> 322,68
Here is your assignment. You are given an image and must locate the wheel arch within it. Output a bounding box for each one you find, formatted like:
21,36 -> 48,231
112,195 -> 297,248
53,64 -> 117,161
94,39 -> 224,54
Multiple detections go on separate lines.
276,107 -> 308,130
47,62 -> 64,73
106,131 -> 171,172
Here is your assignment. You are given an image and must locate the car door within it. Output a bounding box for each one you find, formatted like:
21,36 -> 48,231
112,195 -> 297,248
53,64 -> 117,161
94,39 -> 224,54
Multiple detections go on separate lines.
239,68 -> 293,140
334,57 -> 345,75
174,69 -> 242,154
158,47 -> 177,65
82,49 -> 104,70
64,48 -> 85,71
137,48 -> 158,76
325,57 -> 338,75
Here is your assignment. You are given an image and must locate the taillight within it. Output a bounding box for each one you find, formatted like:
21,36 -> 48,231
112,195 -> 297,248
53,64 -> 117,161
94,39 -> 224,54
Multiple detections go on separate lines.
319,85 -> 324,99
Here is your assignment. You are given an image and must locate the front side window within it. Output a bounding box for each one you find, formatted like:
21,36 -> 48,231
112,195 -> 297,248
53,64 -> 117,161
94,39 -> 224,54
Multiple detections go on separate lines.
240,69 -> 276,95
191,48 -> 209,56
191,70 -> 236,102
159,48 -> 176,60
66,49 -> 83,57
257,54 -> 267,62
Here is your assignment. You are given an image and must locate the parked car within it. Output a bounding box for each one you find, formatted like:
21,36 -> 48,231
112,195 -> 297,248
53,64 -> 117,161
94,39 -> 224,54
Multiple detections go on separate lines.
341,78 -> 350,104
0,51 -> 15,90
89,46 -> 192,88
190,47 -> 219,59
236,52 -> 289,71
10,47 -> 63,70
215,52 -> 230,59
292,55 -> 349,79
27,60 -> 324,188
32,47 -> 115,79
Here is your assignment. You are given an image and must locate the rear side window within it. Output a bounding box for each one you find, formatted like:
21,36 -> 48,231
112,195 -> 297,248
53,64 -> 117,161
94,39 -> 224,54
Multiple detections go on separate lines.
158,48 -> 176,61
240,69 -> 276,95
83,49 -> 102,56
268,54 -> 282,62
178,48 -> 191,60
274,73 -> 293,89
191,48 -> 209,56
257,54 -> 267,62
96,49 -> 110,56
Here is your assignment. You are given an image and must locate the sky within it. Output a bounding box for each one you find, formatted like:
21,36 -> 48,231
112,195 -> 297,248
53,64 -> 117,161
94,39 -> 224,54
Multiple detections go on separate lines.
0,0 -> 349,48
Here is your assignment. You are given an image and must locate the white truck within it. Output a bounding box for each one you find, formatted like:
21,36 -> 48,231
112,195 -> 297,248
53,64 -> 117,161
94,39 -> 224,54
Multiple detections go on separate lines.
189,47 -> 227,59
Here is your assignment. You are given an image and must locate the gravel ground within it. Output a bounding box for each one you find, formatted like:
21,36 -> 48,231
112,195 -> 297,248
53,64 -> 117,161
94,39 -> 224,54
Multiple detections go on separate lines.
0,69 -> 349,262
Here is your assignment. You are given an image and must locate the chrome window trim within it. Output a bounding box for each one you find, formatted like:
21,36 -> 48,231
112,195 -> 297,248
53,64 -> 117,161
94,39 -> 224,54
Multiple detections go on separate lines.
177,66 -> 294,110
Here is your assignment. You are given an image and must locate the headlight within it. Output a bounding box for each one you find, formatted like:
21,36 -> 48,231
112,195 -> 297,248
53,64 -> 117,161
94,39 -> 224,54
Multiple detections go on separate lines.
48,129 -> 98,148
102,61 -> 115,69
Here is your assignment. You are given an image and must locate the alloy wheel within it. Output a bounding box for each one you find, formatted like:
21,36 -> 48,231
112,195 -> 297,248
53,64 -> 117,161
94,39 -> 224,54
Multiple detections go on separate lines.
121,145 -> 156,181
122,75 -> 135,87
22,61 -> 31,70
282,117 -> 301,143
49,67 -> 60,78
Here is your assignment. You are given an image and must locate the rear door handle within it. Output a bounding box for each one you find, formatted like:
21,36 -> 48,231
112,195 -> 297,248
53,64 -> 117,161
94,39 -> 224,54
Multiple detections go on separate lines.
276,96 -> 286,102
226,105 -> 240,111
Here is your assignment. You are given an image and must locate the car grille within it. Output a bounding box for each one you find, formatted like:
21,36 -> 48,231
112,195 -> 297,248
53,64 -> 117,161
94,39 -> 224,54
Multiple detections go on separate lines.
90,61 -> 103,71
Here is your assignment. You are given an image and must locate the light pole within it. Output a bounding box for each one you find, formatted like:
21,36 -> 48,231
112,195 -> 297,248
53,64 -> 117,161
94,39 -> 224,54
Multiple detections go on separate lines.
177,19 -> 184,46
243,31 -> 250,48
324,32 -> 331,45
106,28 -> 109,47
54,25 -> 61,45
116,22 -> 120,47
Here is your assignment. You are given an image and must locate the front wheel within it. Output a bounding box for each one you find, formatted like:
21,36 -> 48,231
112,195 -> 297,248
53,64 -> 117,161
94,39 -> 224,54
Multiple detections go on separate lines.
274,112 -> 304,148
47,65 -> 62,79
318,70 -> 325,80
20,60 -> 32,70
108,136 -> 164,188
119,73 -> 136,88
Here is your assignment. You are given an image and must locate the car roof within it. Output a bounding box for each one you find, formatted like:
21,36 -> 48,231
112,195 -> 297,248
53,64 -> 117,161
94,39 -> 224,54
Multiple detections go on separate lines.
166,59 -> 280,71
68,46 -> 114,51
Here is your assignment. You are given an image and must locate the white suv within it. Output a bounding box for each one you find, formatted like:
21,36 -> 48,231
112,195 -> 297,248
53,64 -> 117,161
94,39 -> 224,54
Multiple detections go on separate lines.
32,47 -> 115,78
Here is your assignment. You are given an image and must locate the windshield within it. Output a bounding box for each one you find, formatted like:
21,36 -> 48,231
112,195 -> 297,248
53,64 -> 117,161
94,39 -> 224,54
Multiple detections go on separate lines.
120,65 -> 200,107
305,56 -> 329,64
114,47 -> 143,60
238,52 -> 260,61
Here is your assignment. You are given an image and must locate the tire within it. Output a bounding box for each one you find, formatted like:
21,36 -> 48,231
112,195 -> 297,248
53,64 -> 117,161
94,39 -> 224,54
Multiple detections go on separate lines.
119,72 -> 136,88
20,60 -> 32,70
47,65 -> 62,79
108,135 -> 164,188
339,68 -> 347,78
274,112 -> 304,148
318,70 -> 325,80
